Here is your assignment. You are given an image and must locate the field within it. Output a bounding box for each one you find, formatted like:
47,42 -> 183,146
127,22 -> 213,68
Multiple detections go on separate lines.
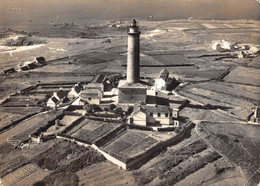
0,110 -> 60,145
1,164 -> 52,186
197,121 -> 260,185
71,119 -> 121,143
103,130 -> 158,158
77,162 -> 135,186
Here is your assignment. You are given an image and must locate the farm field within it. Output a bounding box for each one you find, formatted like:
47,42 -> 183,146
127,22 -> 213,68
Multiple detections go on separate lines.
224,66 -> 260,86
71,119 -> 121,143
133,139 -> 223,185
0,110 -> 59,145
103,130 -> 158,157
1,163 -> 52,186
77,162 -> 135,186
197,121 -> 260,184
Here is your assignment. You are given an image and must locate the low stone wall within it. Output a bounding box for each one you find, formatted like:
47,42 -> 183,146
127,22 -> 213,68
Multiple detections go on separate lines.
92,144 -> 127,169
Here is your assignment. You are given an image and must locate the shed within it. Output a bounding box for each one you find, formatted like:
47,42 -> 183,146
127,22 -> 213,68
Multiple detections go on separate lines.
36,57 -> 46,65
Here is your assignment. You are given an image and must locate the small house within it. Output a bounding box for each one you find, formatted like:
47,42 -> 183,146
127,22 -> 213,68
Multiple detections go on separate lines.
85,74 -> 107,96
35,57 -> 46,65
131,102 -> 179,126
27,62 -> 38,69
53,88 -> 67,101
67,83 -> 82,100
19,65 -> 30,72
81,88 -> 102,104
2,68 -> 15,74
47,96 -> 59,108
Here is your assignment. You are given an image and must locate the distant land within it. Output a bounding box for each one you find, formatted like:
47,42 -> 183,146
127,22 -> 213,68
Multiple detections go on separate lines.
0,0 -> 259,29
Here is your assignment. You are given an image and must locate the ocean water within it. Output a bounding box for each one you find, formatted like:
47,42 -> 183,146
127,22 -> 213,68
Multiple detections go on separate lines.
0,0 -> 259,27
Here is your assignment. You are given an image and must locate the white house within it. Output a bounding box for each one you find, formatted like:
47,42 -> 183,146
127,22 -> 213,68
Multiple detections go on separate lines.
68,83 -> 82,100
80,88 -> 102,105
131,102 -> 179,126
53,88 -> 66,101
47,96 -> 59,108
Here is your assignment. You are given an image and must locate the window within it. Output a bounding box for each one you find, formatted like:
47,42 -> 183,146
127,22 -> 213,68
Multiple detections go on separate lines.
165,113 -> 168,117
170,113 -> 172,117
150,112 -> 153,117
158,113 -> 161,117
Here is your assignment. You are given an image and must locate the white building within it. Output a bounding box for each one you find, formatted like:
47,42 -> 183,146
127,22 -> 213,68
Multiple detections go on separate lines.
131,102 -> 179,126
68,83 -> 82,100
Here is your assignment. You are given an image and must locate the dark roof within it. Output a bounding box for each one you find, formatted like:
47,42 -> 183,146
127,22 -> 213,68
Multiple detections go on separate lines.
91,74 -> 106,84
146,95 -> 169,106
56,89 -> 66,99
3,68 -> 15,74
27,62 -> 38,69
142,105 -> 171,113
133,103 -> 171,116
50,96 -> 59,103
74,84 -> 81,94
20,65 -> 30,71
36,57 -> 46,64
158,68 -> 169,81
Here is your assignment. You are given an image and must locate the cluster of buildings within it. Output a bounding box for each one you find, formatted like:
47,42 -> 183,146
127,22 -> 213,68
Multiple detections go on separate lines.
18,57 -> 46,72
46,19 -> 183,128
47,83 -> 82,108
1,57 -> 46,74
212,40 -> 238,52
212,40 -> 260,59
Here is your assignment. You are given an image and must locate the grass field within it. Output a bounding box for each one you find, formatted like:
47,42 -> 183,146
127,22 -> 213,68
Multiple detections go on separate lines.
198,121 -> 260,183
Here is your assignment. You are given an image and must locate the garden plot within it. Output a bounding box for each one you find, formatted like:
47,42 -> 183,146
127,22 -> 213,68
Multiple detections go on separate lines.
120,137 -> 158,157
103,131 -> 158,158
72,121 -> 117,142
1,164 -> 51,186
0,111 -> 57,145
45,115 -> 81,135
59,115 -> 80,126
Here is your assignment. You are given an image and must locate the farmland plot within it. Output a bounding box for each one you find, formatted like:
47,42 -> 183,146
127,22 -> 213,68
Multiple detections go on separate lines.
1,164 -> 51,186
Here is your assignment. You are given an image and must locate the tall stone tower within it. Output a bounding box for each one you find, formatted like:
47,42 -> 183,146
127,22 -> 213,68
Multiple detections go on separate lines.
127,19 -> 140,83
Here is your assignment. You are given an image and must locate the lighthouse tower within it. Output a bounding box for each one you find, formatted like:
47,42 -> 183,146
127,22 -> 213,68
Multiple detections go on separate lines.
127,19 -> 140,84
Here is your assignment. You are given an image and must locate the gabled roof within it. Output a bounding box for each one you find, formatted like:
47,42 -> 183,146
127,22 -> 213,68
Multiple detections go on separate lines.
20,65 -> 30,71
56,89 -> 66,99
27,62 -> 38,69
81,89 -> 100,99
50,96 -> 59,103
133,102 -> 172,115
74,84 -> 81,94
158,68 -> 169,81
142,105 -> 171,113
36,57 -> 46,64
91,74 -> 106,84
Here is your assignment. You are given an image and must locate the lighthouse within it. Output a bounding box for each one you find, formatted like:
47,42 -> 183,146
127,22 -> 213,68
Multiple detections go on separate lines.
127,19 -> 140,84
